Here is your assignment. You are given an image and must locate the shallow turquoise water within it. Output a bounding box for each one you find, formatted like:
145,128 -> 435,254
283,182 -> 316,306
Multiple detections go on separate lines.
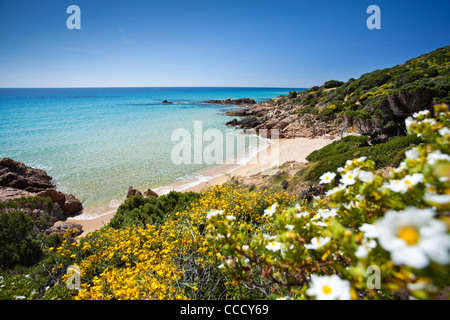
0,87 -> 302,210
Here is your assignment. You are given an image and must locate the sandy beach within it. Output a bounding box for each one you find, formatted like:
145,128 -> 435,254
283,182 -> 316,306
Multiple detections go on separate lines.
67,136 -> 337,235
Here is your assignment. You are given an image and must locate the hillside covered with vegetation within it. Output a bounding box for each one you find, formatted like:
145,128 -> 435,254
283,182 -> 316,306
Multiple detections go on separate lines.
280,45 -> 450,143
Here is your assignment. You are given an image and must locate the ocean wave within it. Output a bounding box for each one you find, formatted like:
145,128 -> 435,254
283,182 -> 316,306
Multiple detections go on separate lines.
70,199 -> 122,220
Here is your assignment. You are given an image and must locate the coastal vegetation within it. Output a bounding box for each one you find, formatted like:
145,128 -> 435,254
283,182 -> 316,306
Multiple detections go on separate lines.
0,47 -> 449,300
1,105 -> 449,300
285,46 -> 450,141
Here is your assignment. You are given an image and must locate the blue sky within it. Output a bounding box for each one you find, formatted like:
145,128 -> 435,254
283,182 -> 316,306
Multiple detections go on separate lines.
0,0 -> 448,88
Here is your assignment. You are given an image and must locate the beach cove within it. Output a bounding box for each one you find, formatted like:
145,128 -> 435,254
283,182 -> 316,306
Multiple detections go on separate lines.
68,136 -> 337,234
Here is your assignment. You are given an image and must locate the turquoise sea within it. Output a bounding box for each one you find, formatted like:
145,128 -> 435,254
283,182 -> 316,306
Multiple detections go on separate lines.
0,87 -> 303,218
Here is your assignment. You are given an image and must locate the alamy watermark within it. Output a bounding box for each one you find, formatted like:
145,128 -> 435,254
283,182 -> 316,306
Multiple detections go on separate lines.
66,265 -> 81,290
67,5 -> 81,30
366,265 -> 381,289
367,5 -> 381,30
171,121 -> 280,167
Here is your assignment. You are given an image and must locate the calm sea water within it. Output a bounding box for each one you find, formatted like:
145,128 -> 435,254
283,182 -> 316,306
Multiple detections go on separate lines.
0,87 -> 303,216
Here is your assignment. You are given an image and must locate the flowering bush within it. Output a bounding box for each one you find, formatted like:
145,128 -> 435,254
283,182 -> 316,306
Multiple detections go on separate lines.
18,105 -> 447,300
50,184 -> 295,300
206,104 -> 450,300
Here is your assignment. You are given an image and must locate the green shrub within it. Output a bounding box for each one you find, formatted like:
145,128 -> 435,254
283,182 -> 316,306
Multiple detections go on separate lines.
107,191 -> 202,229
304,135 -> 422,182
0,210 -> 43,268
323,80 -> 345,88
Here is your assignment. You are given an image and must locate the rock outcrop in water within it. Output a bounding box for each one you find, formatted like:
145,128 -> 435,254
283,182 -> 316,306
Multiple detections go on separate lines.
203,98 -> 257,106
0,158 -> 83,215
0,157 -> 54,192
127,186 -> 142,198
144,188 -> 159,198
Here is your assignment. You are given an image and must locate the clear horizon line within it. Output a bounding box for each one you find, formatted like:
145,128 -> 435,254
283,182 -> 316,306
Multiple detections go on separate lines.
0,85 -> 309,89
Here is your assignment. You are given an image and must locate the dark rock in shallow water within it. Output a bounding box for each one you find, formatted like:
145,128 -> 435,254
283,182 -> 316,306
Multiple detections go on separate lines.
0,158 -> 83,216
162,100 -> 174,104
61,194 -> 83,215
203,98 -> 257,105
127,186 -> 143,198
0,157 -> 54,193
144,188 -> 159,198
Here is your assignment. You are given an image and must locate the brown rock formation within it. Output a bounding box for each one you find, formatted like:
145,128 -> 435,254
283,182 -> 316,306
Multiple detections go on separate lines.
144,188 -> 159,198
127,186 -> 143,198
0,157 -> 54,192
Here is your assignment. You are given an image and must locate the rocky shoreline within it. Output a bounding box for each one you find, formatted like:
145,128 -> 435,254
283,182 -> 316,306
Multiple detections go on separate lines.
223,97 -> 343,139
202,97 -> 257,105
0,157 -> 84,236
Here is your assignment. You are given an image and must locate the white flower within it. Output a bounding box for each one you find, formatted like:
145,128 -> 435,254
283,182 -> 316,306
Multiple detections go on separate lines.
296,211 -> 310,218
263,234 -> 276,240
306,274 -> 351,300
383,173 -> 424,194
403,173 -> 424,185
356,156 -> 367,162
326,185 -> 345,196
413,110 -> 430,118
427,149 -> 450,165
383,179 -> 407,193
423,192 -> 450,206
319,172 -> 337,184
422,118 -> 436,125
316,208 -> 338,220
266,241 -> 283,252
285,224 -> 294,231
405,147 -> 420,160
340,169 -> 359,187
311,221 -> 329,227
360,223 -> 378,238
439,127 -> 450,136
277,296 -> 293,300
405,117 -> 414,129
242,245 -> 249,252
225,215 -> 236,220
355,238 -> 377,258
372,207 -> 450,268
305,236 -> 331,249
358,170 -> 374,183
206,209 -> 223,219
264,203 -> 278,217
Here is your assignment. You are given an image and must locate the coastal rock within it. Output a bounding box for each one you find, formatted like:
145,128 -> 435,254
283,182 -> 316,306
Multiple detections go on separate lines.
223,99 -> 343,140
37,188 -> 66,205
0,157 -> 54,192
0,186 -> 36,203
144,188 -> 159,198
61,194 -> 83,215
203,98 -> 257,106
162,100 -> 174,104
37,188 -> 82,215
127,186 -> 142,198
45,221 -> 83,237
